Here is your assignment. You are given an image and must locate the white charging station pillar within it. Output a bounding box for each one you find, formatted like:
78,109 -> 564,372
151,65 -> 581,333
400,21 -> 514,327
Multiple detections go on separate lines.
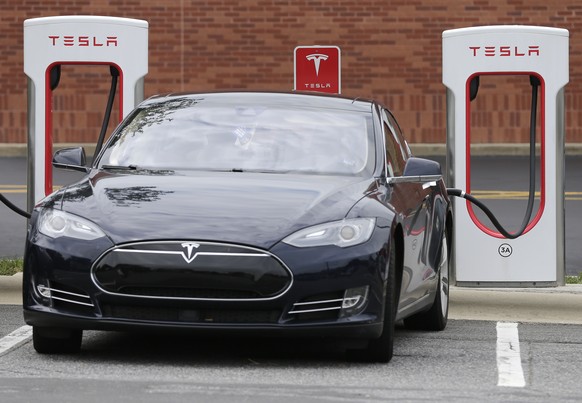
23,16 -> 148,209
443,26 -> 568,286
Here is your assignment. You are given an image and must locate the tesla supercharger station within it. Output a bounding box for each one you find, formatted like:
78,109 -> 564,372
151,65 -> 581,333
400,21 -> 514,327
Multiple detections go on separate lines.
23,16 -> 148,210
443,26 -> 568,286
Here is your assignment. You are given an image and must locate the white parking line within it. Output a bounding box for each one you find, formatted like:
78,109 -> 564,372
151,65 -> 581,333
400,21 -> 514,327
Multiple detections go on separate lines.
496,322 -> 526,387
0,325 -> 32,356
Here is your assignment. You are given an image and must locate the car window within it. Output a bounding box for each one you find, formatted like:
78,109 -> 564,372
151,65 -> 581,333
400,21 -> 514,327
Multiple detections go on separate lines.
382,109 -> 406,177
385,109 -> 412,159
99,99 -> 375,176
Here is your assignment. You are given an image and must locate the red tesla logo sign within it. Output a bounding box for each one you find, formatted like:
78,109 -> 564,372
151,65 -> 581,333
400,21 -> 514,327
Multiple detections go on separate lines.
294,46 -> 341,94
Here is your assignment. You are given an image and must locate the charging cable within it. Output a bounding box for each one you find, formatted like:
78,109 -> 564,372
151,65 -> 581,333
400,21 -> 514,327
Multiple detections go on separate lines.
0,193 -> 30,218
446,75 -> 540,240
1,65 -> 119,220
94,66 -> 119,159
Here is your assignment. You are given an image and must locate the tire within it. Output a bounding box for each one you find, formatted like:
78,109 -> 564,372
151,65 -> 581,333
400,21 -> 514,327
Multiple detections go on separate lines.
33,326 -> 83,354
347,236 -> 398,363
403,230 -> 450,331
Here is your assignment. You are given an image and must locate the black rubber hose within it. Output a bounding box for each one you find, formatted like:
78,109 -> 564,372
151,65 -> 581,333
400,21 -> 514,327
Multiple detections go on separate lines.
93,66 -> 119,160
0,66 -> 120,220
446,188 -> 522,239
0,193 -> 31,219
517,76 -> 539,234
447,76 -> 540,239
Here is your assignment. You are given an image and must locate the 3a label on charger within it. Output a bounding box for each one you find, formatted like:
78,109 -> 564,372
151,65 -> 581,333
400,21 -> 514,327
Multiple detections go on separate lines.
498,243 -> 513,258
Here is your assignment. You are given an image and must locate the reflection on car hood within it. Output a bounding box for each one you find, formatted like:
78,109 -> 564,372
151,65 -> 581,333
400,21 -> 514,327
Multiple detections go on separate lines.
59,170 -> 377,249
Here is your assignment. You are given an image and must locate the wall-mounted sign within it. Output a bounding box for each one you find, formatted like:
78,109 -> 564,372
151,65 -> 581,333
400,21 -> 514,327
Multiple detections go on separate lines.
294,45 -> 341,94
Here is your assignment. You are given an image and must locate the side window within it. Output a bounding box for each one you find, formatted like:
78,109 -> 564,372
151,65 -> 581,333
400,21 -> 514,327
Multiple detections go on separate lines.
385,109 -> 412,159
382,109 -> 406,177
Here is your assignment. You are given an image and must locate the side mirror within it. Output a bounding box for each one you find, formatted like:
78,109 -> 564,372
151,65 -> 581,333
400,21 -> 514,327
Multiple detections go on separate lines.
388,157 -> 443,186
53,147 -> 90,173
402,157 -> 442,177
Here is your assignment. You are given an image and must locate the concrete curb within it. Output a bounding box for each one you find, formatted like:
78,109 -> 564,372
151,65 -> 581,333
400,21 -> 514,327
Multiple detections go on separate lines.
3,143 -> 582,158
449,285 -> 582,325
0,273 -> 22,305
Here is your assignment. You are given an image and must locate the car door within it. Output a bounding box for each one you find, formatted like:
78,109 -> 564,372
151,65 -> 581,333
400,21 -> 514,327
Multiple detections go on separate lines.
382,109 -> 433,308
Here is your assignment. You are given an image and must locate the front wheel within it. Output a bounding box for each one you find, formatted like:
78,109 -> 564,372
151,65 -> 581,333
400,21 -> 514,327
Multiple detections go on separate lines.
403,231 -> 449,331
347,236 -> 398,363
33,326 -> 82,354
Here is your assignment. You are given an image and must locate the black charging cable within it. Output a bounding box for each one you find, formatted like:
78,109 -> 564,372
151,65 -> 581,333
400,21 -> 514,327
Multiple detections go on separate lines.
1,65 -> 118,219
0,65 -> 63,219
94,66 -> 119,160
447,75 -> 540,239
0,193 -> 30,219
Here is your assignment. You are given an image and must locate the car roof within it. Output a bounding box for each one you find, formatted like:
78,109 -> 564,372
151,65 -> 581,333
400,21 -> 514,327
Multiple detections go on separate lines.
141,91 -> 375,113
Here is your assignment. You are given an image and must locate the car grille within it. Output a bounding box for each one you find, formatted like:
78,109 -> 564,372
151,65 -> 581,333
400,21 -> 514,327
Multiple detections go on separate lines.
117,287 -> 261,299
101,304 -> 281,324
92,241 -> 293,301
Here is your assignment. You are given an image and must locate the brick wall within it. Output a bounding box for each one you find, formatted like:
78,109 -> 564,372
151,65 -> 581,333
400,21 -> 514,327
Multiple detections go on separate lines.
1,0 -> 581,145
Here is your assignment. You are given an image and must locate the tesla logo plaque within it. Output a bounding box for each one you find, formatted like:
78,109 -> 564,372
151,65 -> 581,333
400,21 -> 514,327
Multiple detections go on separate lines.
498,243 -> 513,258
181,242 -> 200,263
294,45 -> 341,94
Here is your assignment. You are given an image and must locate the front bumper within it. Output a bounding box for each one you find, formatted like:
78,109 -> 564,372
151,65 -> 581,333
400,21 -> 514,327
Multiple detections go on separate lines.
23,308 -> 384,338
23,225 -> 391,340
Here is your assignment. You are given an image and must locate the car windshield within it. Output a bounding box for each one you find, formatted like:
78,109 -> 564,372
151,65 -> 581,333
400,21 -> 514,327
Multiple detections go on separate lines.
98,97 -> 374,175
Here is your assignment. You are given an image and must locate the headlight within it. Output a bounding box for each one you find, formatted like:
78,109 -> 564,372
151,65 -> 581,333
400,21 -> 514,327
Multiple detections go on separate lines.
282,218 -> 376,248
38,209 -> 106,240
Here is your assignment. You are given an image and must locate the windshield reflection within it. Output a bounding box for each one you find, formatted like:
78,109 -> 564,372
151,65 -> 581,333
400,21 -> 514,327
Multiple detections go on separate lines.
99,99 -> 373,176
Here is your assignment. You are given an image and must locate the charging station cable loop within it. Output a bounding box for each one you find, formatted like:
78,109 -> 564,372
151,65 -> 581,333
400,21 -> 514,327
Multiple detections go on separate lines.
446,76 -> 540,240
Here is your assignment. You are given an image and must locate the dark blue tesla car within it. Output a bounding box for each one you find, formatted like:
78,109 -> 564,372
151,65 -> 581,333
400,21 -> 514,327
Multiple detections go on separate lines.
23,91 -> 452,362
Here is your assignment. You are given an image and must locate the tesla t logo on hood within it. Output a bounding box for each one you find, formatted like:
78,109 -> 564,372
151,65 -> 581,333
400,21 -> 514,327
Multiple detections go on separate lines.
181,242 -> 200,263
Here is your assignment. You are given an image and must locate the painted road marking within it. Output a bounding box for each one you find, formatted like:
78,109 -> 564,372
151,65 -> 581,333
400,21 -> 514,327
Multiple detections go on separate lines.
0,185 -> 27,194
471,190 -> 582,200
0,325 -> 32,357
496,322 -> 526,388
0,185 -> 60,194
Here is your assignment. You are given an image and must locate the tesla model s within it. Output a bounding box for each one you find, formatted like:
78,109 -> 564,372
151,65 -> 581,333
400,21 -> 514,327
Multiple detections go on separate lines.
23,91 -> 452,362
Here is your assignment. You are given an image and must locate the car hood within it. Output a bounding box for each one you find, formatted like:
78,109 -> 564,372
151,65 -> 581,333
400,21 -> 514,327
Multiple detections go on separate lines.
57,170 -> 377,249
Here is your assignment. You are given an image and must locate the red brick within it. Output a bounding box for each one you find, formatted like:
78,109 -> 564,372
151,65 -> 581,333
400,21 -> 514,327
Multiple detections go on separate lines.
0,1 -> 580,144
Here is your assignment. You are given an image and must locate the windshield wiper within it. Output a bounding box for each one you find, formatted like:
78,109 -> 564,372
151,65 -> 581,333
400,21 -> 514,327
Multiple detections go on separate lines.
229,168 -> 290,174
101,164 -> 138,171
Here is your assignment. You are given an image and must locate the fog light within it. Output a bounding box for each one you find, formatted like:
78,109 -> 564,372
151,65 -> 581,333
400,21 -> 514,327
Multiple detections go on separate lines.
339,286 -> 369,318
37,284 -> 52,298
